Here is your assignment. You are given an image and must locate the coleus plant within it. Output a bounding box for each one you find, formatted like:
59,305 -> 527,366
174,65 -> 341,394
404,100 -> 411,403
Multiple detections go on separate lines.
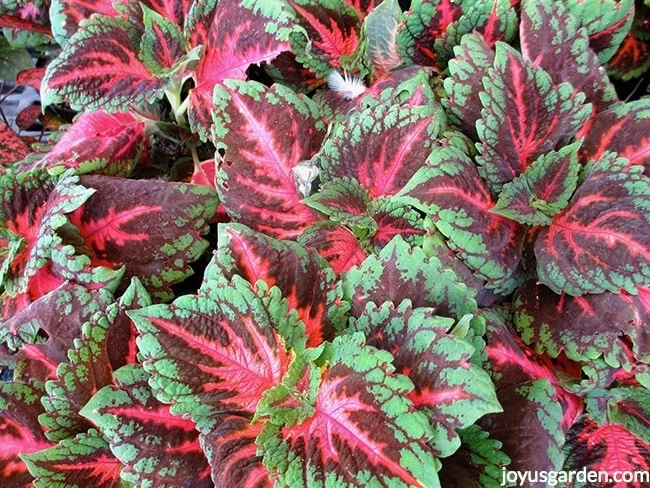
1,0 -> 650,486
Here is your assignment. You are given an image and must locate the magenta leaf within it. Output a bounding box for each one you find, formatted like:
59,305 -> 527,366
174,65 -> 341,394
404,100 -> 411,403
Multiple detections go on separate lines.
21,111 -> 148,177
185,0 -> 292,140
0,125 -> 30,165
212,80 -> 325,239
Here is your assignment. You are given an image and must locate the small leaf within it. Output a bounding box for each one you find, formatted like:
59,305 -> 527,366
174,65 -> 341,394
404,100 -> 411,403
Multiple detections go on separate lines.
492,142 -> 581,225
298,221 -> 367,274
287,0 -> 363,78
0,125 -> 29,165
139,5 -> 185,74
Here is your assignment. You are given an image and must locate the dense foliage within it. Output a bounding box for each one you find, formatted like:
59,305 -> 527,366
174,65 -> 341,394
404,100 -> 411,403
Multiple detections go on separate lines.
0,0 -> 649,487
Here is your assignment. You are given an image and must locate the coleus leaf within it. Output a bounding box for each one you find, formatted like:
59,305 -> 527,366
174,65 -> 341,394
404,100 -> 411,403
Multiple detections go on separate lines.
138,4 -> 186,75
434,0 -> 518,63
39,310 -> 114,442
534,152 -> 650,295
128,276 -> 305,422
564,387 -> 650,484
396,0 -> 514,70
68,175 -> 218,301
350,300 -> 501,457
286,0 -> 363,78
369,196 -> 425,249
0,170 -> 121,301
443,32 -> 495,140
607,29 -> 650,80
363,0 -> 403,78
513,279 -> 650,367
199,415 -> 270,487
212,223 -> 346,347
256,332 -> 442,487
16,66 -> 46,91
15,105 -> 41,131
342,235 -> 478,321
185,0 -> 292,140
0,283 -> 113,383
212,80 -> 325,239
303,177 -> 377,230
437,425 -> 510,488
345,0 -> 378,19
0,124 -> 30,165
397,146 -> 526,295
566,0 -> 635,63
42,15 -> 167,112
80,364 -> 212,488
480,308 -> 582,478
476,41 -> 592,191
0,380 -> 53,487
492,142 -> 582,225
21,429 -> 123,488
396,0 -> 466,68
519,0 -> 619,116
317,102 -> 442,198
48,0 -> 120,46
578,99 -> 650,175
106,277 -> 151,370
21,110 -> 147,177
422,221 -> 506,308
297,221 -> 367,274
